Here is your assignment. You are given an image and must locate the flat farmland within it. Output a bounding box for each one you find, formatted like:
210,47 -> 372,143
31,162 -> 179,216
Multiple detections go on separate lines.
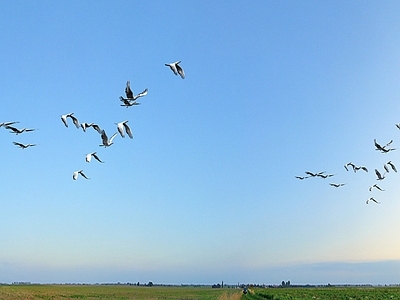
0,285 -> 242,300
244,286 -> 400,300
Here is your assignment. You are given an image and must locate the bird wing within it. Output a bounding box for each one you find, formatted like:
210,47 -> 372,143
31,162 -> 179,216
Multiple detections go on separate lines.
109,132 -> 118,144
166,63 -> 178,75
176,63 -> 185,79
388,162 -> 397,172
117,123 -> 125,138
135,88 -> 148,99
61,115 -> 68,127
125,81 -> 134,99
92,152 -> 104,163
79,171 -> 90,180
92,124 -> 102,134
123,122 -> 133,139
101,130 -> 108,145
68,115 -> 80,128
375,169 -> 382,179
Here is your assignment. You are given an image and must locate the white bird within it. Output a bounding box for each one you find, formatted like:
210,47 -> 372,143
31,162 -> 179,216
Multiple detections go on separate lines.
6,126 -> 36,135
165,61 -> 185,79
116,120 -> 133,139
86,152 -> 104,163
100,130 -> 118,147
366,197 -> 380,204
60,113 -> 73,127
73,170 -> 90,180
13,142 -> 37,149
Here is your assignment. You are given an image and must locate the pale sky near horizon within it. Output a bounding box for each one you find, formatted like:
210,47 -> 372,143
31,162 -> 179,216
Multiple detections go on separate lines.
1,1 -> 400,285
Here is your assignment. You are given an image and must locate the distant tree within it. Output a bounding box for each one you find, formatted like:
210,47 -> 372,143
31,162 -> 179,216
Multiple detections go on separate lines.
281,281 -> 286,287
148,281 -> 153,287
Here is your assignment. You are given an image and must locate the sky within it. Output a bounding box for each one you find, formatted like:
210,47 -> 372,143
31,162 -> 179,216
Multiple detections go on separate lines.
1,1 -> 400,285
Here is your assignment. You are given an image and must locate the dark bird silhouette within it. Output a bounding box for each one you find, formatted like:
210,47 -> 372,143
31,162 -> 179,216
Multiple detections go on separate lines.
366,197 -> 380,204
375,169 -> 387,180
330,183 -> 346,188
305,171 -> 326,177
374,139 -> 395,153
387,161 -> 397,172
295,176 -> 309,180
369,184 -> 384,192
12,142 -> 37,149
6,126 -> 36,135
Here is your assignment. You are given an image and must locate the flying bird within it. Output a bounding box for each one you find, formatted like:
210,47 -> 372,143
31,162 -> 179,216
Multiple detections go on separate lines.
120,97 -> 141,107
73,170 -> 90,180
12,142 -> 37,149
374,139 -> 395,153
305,171 -> 326,177
0,121 -> 19,128
80,122 -> 94,132
67,114 -> 80,128
123,81 -> 148,101
295,176 -> 309,180
386,161 -> 397,172
369,184 -> 384,192
100,130 -> 118,147
329,183 -> 346,188
366,197 -> 380,204
375,169 -> 387,181
86,152 -> 104,163
91,124 -> 102,134
116,120 -> 133,139
6,126 -> 36,135
354,166 -> 368,173
396,123 -> 400,130
165,61 -> 185,79
317,173 -> 336,179
61,113 -> 73,127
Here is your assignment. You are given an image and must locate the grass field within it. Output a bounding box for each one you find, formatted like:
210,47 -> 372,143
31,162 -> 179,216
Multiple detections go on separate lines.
0,285 -> 242,300
243,286 -> 400,300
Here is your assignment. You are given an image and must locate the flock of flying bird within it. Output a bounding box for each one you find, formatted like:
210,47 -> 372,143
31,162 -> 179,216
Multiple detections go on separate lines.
295,133 -> 400,205
1,61 -> 185,180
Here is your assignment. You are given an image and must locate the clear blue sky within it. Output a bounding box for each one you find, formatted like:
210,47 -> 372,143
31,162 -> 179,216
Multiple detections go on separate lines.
1,1 -> 400,285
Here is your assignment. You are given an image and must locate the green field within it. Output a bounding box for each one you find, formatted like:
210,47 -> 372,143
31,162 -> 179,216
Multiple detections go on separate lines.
243,286 -> 400,300
0,285 -> 242,300
2,285 -> 400,300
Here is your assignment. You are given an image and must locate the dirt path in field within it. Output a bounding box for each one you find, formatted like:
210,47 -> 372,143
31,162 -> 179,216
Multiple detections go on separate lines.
218,291 -> 243,300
